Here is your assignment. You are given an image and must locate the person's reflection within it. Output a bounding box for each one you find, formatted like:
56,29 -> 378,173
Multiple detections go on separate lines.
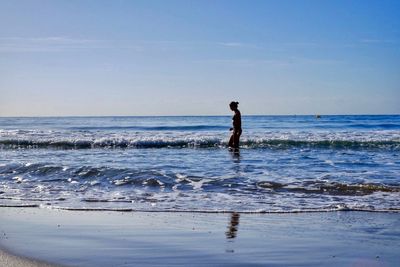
230,149 -> 240,161
230,149 -> 241,175
226,140 -> 241,241
225,212 -> 240,239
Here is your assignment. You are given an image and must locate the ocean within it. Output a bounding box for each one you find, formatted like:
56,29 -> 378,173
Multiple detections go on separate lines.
0,115 -> 399,213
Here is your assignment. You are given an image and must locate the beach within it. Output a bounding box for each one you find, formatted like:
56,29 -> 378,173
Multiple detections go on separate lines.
1,207 -> 399,266
1,0 -> 399,265
0,249 -> 60,267
1,116 -> 399,266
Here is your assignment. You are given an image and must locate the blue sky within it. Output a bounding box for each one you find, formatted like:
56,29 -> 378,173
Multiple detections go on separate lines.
1,0 -> 399,116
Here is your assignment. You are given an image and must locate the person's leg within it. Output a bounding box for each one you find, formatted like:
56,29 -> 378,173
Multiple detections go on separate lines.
229,134 -> 234,148
233,132 -> 241,148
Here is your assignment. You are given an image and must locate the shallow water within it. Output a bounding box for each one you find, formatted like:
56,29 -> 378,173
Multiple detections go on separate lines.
0,115 -> 399,212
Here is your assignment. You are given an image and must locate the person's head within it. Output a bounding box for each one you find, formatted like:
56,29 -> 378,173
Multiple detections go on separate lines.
229,101 -> 239,111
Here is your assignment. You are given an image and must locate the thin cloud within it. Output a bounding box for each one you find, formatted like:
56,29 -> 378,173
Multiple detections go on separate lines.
0,37 -> 142,52
288,56 -> 345,65
195,56 -> 345,68
0,38 -> 261,53
360,39 -> 398,44
194,58 -> 292,68
283,42 -> 320,47
217,42 -> 260,49
141,40 -> 261,50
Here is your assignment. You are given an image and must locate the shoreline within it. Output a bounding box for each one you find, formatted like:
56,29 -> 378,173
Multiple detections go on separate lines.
0,247 -> 61,267
1,207 -> 399,266
2,205 -> 400,213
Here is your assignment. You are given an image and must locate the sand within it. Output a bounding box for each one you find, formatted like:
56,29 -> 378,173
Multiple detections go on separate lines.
0,248 -> 60,267
0,207 -> 399,266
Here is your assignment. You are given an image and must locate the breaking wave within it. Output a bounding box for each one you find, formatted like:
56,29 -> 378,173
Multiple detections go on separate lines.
1,138 -> 399,149
1,116 -> 399,213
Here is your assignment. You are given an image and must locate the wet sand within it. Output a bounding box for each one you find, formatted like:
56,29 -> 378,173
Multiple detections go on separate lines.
0,207 -> 399,266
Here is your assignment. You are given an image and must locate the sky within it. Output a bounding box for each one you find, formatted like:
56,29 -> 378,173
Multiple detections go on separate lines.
0,0 -> 399,116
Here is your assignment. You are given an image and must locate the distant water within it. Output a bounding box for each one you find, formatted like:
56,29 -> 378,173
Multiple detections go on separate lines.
0,115 -> 399,213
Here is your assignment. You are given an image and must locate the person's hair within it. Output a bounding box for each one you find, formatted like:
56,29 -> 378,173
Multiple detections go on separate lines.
230,101 -> 239,108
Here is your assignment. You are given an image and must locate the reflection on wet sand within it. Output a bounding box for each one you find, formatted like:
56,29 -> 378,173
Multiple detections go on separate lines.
225,212 -> 240,239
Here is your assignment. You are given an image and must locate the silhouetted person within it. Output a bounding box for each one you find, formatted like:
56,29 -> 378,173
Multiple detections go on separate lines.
228,101 -> 242,150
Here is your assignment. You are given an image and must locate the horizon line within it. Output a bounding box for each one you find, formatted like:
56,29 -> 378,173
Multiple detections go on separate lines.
0,113 -> 399,118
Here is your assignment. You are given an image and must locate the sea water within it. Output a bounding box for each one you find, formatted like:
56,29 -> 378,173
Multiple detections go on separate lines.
0,115 -> 399,212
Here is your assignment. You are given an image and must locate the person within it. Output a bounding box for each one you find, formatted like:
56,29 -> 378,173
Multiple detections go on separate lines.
228,101 -> 242,150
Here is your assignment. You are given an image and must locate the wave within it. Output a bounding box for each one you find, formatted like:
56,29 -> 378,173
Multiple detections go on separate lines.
1,163 -> 399,196
256,181 -> 400,195
2,162 -> 399,213
1,138 -> 399,149
0,204 -> 399,213
49,206 -> 400,213
70,125 -> 226,131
